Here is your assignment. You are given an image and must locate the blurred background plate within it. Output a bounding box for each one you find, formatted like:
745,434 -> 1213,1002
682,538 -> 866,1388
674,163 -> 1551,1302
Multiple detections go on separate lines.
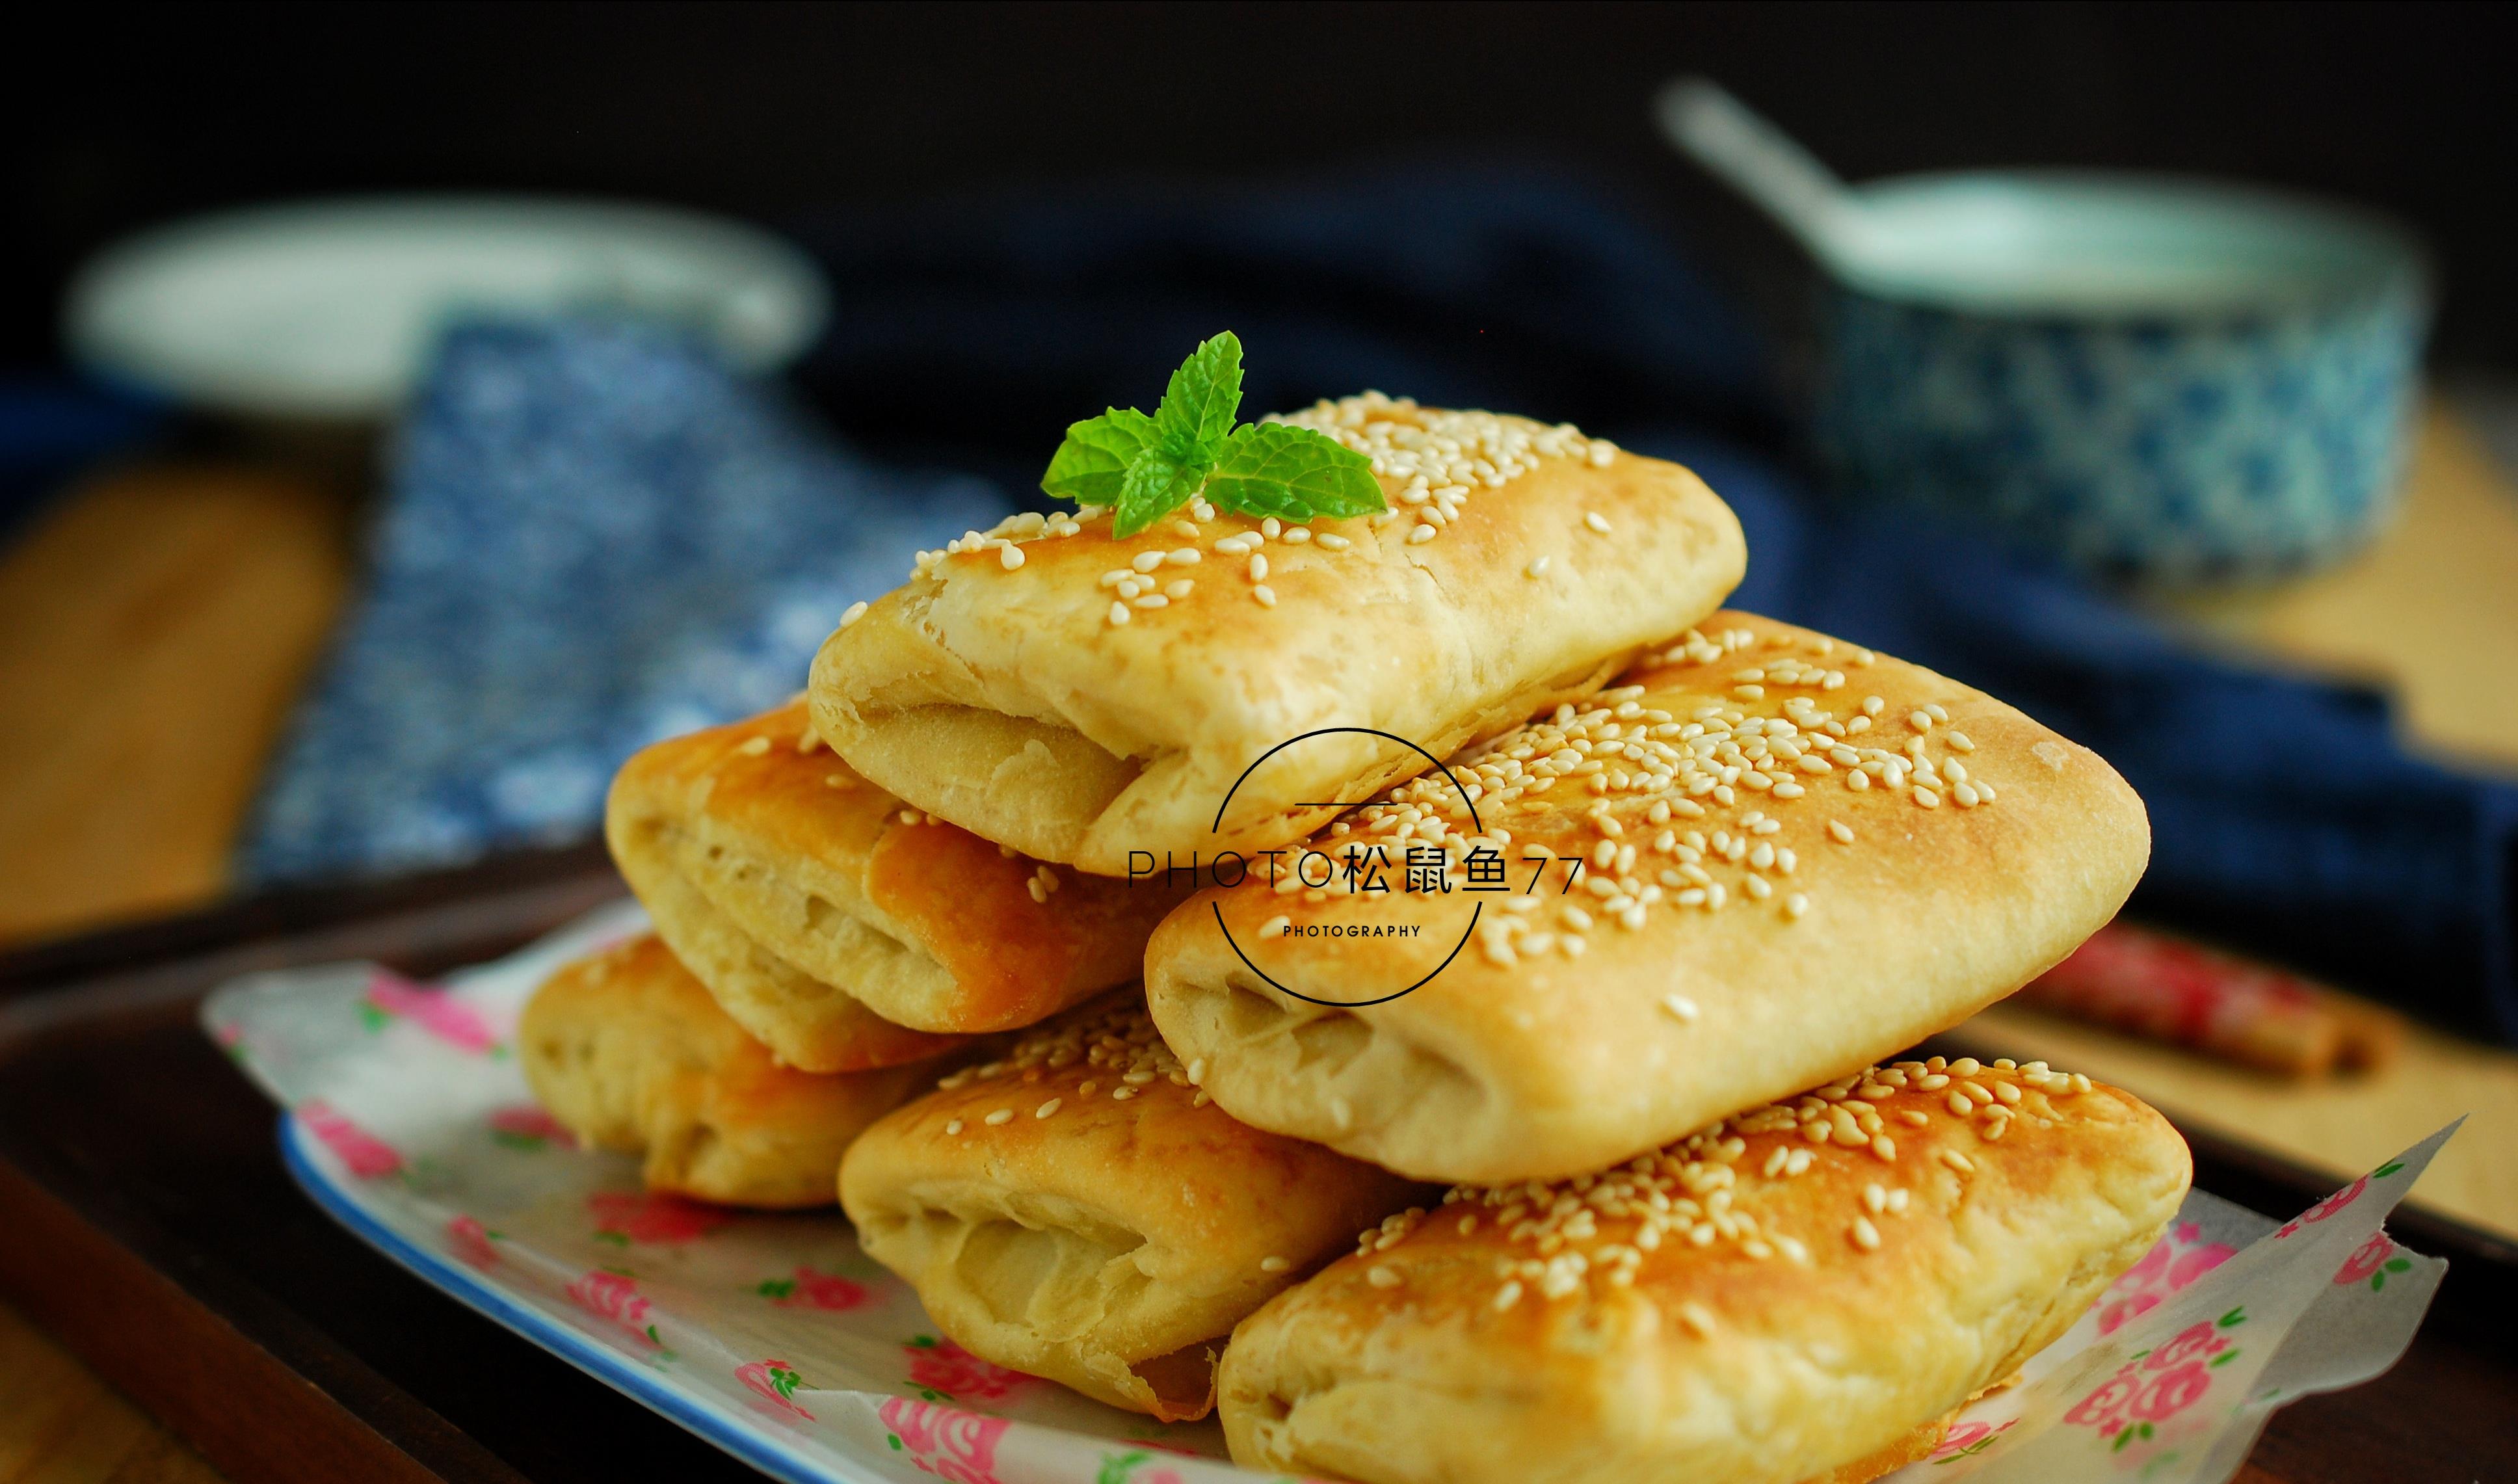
62,198 -> 830,421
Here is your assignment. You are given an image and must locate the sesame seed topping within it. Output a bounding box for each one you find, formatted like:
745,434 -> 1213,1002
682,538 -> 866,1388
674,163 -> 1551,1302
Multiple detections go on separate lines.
1252,585 -> 1278,607
839,600 -> 868,628
1000,544 -> 1026,570
944,1119 -> 963,1135
1662,994 -> 1700,1022
1584,511 -> 1612,535
735,735 -> 772,757
983,1109 -> 1014,1126
1132,551 -> 1165,573
1526,555 -> 1551,577
1108,601 -> 1130,626
1827,819 -> 1855,843
1260,1256 -> 1291,1273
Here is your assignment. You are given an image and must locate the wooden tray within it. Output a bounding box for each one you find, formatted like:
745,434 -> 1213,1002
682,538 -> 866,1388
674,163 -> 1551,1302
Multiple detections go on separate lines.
3,847 -> 2515,1484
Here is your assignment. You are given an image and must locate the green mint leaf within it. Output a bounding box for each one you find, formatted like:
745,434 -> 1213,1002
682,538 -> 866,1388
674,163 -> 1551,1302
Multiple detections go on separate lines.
1041,408 -> 1156,505
1204,423 -> 1386,523
1152,331 -> 1243,474
1113,451 -> 1202,538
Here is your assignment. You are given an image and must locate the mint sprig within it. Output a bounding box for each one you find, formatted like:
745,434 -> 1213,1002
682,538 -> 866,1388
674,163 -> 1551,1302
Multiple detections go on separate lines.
1040,332 -> 1385,538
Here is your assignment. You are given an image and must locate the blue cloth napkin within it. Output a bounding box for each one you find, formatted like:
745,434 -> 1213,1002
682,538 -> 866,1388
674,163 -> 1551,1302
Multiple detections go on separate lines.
237,319 -> 1006,885
241,169 -> 2518,1040
784,168 -> 2518,1039
1652,430 -> 2518,1042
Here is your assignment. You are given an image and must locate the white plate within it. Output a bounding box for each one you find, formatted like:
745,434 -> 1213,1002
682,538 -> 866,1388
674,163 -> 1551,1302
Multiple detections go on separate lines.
66,197 -> 828,420
201,903 -> 2450,1484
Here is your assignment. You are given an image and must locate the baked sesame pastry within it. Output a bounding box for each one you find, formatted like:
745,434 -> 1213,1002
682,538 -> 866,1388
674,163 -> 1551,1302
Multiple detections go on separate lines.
520,934 -> 940,1208
607,701 -> 1188,1069
809,396 -> 1745,877
838,992 -> 1431,1422
1146,611 -> 2151,1184
1217,1058 -> 2190,1484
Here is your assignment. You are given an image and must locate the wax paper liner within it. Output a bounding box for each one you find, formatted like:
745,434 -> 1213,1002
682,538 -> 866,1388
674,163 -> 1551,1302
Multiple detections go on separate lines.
204,900 -> 2454,1484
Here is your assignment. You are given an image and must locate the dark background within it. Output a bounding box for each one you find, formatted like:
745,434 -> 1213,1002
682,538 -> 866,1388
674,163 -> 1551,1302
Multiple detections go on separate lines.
7,0 -> 2517,391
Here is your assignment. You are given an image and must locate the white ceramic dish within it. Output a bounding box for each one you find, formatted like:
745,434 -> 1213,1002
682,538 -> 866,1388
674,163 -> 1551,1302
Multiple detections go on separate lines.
65,196 -> 828,420
201,903 -> 2448,1484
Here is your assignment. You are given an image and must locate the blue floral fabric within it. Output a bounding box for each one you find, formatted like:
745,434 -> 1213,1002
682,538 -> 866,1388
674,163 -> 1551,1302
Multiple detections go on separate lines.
237,319 -> 1006,884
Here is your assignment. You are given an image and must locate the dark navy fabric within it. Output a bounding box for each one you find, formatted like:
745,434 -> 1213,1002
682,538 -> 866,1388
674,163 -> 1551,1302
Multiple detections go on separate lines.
241,167 -> 2518,1038
788,169 -> 2517,1038
236,318 -> 1007,886
1644,428 -> 2518,1040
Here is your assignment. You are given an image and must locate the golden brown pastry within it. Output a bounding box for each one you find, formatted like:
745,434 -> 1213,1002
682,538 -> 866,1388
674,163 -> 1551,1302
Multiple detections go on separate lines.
1146,611 -> 2151,1184
607,701 -> 1186,1070
810,397 -> 1745,876
838,993 -> 1430,1420
520,934 -> 937,1208
1218,1058 -> 2191,1484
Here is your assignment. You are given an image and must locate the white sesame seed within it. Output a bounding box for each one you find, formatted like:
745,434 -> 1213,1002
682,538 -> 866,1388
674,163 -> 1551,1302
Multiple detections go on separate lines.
1286,527 -> 1314,544
1260,1255 -> 1290,1273
1000,544 -> 1026,570
1316,532 -> 1351,550
1108,601 -> 1130,626
1132,551 -> 1164,572
1492,1280 -> 1523,1311
944,1119 -> 964,1135
983,1109 -> 1014,1126
1850,1217 -> 1882,1251
1947,730 -> 1975,752
1026,879 -> 1048,904
1259,914 -> 1291,939
1249,553 -> 1269,581
1862,696 -> 1885,716
1584,511 -> 1612,534
1662,994 -> 1700,1022
1252,585 -> 1277,607
1784,892 -> 1810,920
736,735 -> 772,757
1036,1098 -> 1062,1119
1526,555 -> 1551,577
1678,1301 -> 1716,1337
840,600 -> 869,628
1367,1265 -> 1401,1288
1409,523 -> 1438,544
1913,786 -> 1941,808
1133,594 -> 1169,609
1827,819 -> 1855,843
1924,702 -> 1949,722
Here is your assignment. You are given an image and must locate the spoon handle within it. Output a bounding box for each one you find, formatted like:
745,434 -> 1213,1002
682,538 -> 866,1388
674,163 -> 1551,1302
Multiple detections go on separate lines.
1653,76 -> 1864,268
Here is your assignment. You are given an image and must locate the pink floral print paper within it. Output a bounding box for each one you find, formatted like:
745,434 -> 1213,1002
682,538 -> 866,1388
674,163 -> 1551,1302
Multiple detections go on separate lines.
203,901 -> 2453,1484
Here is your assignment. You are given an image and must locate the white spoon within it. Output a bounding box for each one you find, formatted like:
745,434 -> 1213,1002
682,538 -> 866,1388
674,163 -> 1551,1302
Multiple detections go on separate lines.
1652,76 -> 1887,279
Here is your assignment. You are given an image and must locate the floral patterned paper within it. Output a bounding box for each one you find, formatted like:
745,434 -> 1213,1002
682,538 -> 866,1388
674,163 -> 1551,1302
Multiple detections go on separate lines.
204,901 -> 2454,1484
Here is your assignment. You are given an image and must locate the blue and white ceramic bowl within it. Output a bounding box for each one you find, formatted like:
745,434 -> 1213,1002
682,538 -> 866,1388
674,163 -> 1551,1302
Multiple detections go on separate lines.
1810,172 -> 2428,585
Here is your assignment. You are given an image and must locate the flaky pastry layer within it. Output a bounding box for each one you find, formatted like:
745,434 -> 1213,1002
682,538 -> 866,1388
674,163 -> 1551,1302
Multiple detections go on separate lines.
519,934 -> 935,1207
1147,612 -> 2151,1183
608,702 -> 1184,1067
840,993 -> 1428,1420
810,407 -> 1745,875
1217,1059 -> 2189,1484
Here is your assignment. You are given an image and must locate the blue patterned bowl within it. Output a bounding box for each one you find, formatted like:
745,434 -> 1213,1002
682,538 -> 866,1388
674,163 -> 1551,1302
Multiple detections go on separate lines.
1810,173 -> 2428,585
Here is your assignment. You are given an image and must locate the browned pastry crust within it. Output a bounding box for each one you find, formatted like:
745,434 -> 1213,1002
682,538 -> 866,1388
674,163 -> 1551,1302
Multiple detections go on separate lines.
810,403 -> 1745,875
1146,611 -> 2151,1183
519,934 -> 937,1208
839,993 -> 1431,1420
607,702 -> 1186,1068
1217,1059 -> 2190,1484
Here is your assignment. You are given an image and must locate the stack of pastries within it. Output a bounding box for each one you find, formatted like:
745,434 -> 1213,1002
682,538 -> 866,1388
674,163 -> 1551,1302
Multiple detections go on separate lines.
520,385 -> 2188,1483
